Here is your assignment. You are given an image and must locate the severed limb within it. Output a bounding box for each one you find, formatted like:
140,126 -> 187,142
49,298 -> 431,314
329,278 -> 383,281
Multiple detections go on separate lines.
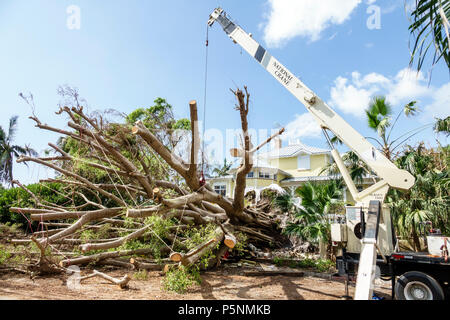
59,248 -> 163,268
79,224 -> 152,253
80,270 -> 131,289
29,236 -> 64,275
180,226 -> 225,267
96,259 -> 135,269
129,258 -> 173,271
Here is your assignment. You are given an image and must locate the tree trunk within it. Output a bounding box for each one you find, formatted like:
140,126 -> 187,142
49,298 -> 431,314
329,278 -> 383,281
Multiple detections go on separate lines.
12,86 -> 289,276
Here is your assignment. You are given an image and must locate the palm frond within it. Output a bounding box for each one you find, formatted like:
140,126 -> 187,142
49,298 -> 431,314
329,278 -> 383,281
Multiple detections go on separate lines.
7,116 -> 19,143
0,127 -> 6,144
434,116 -> 450,136
409,0 -> 450,73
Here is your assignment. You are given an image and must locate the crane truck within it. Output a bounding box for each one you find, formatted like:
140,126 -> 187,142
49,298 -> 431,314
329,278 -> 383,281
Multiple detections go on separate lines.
208,7 -> 450,300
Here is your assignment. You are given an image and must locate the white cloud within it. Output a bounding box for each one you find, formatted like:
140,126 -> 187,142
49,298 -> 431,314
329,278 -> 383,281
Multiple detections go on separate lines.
405,0 -> 417,14
328,68 -> 450,119
353,71 -> 390,87
330,77 -> 373,116
381,4 -> 399,14
424,83 -> 450,119
329,71 -> 388,116
386,69 -> 431,105
365,0 -> 399,13
283,113 -> 322,141
263,0 -> 362,47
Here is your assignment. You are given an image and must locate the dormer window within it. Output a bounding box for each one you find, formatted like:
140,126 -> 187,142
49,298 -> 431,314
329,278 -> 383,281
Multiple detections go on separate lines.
297,154 -> 311,170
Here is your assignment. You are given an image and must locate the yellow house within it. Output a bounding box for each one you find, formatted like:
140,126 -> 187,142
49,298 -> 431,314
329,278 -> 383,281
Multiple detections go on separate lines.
207,140 -> 375,204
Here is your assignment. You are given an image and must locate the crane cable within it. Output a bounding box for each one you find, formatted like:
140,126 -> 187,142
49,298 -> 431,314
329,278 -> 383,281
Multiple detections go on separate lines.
200,24 -> 209,186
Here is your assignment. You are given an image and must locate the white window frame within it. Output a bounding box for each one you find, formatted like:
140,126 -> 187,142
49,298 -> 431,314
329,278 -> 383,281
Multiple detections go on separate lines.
214,184 -> 227,196
297,154 -> 311,170
258,172 -> 270,179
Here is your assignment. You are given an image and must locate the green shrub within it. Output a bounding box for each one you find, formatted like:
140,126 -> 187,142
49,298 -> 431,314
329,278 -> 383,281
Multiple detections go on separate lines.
297,258 -> 317,269
183,224 -> 217,250
0,245 -> 12,265
314,259 -> 335,273
0,183 -> 66,228
232,232 -> 248,256
162,265 -> 201,294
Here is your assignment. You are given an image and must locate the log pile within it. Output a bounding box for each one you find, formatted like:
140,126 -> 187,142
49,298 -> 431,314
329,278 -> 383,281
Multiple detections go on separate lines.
11,86 -> 289,279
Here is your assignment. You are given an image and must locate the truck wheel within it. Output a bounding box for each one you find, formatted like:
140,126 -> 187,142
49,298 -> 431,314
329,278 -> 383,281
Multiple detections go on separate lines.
395,271 -> 444,300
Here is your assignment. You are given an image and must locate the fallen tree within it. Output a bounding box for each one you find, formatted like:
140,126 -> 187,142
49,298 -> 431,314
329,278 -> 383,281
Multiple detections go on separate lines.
11,86 -> 289,281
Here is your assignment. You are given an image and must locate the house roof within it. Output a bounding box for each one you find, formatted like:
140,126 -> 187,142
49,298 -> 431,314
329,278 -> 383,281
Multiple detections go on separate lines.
229,158 -> 275,170
281,175 -> 339,183
227,158 -> 292,177
280,174 -> 378,184
259,142 -> 330,159
206,175 -> 234,180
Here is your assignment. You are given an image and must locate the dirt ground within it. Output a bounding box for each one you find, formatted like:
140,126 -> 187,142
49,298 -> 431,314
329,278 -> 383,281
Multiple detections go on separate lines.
0,268 -> 392,300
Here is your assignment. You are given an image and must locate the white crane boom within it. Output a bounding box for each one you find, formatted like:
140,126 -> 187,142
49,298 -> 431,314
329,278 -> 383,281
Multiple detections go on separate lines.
208,8 -> 414,198
208,7 -> 415,300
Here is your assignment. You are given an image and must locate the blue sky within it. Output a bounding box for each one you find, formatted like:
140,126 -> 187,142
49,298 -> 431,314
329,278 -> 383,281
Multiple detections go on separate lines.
0,0 -> 449,184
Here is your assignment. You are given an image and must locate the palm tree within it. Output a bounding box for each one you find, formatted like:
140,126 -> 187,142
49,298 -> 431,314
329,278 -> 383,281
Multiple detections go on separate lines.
387,143 -> 450,251
409,0 -> 450,74
365,96 -> 424,159
212,158 -> 233,177
434,116 -> 450,136
319,150 -> 371,187
320,131 -> 374,187
0,116 -> 37,186
283,180 -> 343,245
274,193 -> 296,214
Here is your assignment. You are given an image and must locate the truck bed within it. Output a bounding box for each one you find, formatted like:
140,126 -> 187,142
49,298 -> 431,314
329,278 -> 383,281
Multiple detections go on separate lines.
391,252 -> 449,265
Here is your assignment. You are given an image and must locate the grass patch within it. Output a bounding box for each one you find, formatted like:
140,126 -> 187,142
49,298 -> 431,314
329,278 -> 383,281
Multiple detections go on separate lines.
0,245 -> 12,265
133,269 -> 149,281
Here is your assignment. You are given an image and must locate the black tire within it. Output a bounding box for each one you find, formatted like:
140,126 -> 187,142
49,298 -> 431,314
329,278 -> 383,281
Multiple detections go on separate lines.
395,271 -> 445,300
